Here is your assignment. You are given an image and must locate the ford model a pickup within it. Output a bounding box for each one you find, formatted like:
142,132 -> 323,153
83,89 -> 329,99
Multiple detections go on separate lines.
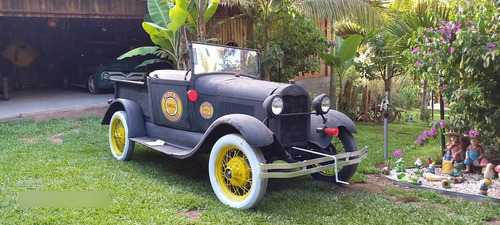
102,42 -> 367,209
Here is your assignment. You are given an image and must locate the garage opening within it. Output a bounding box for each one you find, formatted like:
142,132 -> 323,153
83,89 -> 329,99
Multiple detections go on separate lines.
0,17 -> 152,94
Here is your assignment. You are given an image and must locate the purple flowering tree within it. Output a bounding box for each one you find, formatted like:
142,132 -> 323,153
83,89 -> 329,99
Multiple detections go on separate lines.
405,0 -> 500,152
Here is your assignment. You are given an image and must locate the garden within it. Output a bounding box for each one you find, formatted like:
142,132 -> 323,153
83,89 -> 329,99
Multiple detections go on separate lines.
2,0 -> 500,223
1,115 -> 499,224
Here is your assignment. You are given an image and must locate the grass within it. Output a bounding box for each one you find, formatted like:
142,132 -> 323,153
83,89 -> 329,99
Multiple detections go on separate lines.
1,116 -> 499,224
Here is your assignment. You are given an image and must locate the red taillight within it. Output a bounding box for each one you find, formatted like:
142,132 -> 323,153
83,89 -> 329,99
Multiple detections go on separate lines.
324,128 -> 339,136
99,64 -> 104,67
187,90 -> 198,102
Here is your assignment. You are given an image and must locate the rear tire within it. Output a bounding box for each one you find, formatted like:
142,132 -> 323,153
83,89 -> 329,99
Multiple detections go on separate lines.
88,75 -> 101,94
208,134 -> 268,209
109,111 -> 134,161
310,128 -> 359,183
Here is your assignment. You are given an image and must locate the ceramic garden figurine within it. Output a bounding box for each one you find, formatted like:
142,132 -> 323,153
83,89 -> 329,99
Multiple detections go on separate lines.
495,165 -> 500,180
427,161 -> 436,174
479,163 -> 494,195
413,158 -> 424,177
395,157 -> 405,173
478,158 -> 490,175
394,150 -> 405,173
441,150 -> 453,174
449,162 -> 464,183
445,131 -> 463,162
397,173 -> 421,185
442,179 -> 452,189
381,160 -> 391,175
464,130 -> 484,173
425,173 -> 445,181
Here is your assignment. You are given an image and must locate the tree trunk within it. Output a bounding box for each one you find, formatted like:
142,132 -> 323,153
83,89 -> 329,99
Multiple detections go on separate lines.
262,15 -> 271,81
197,15 -> 206,41
351,86 -> 358,112
179,27 -> 189,70
329,21 -> 337,110
420,79 -> 429,121
246,16 -> 254,47
338,74 -> 343,111
329,71 -> 337,110
361,85 -> 368,114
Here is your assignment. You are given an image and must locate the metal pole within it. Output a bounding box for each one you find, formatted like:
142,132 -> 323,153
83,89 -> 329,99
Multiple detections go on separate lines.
384,117 -> 388,160
431,90 -> 434,120
440,92 -> 445,155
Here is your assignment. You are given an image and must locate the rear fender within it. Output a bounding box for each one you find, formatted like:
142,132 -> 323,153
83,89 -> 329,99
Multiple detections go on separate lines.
309,110 -> 357,149
101,98 -> 146,138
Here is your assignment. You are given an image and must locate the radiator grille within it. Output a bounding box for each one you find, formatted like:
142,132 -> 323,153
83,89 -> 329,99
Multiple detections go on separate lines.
280,95 -> 309,145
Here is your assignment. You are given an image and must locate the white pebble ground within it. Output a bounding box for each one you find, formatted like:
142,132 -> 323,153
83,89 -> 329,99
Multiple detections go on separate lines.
385,168 -> 500,199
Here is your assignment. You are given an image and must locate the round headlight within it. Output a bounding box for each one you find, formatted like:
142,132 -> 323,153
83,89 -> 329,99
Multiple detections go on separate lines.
312,94 -> 330,114
102,72 -> 110,80
271,96 -> 284,115
263,95 -> 284,117
321,96 -> 330,113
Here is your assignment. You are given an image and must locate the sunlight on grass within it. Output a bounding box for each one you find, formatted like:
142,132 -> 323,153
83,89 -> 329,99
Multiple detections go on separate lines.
0,116 -> 498,224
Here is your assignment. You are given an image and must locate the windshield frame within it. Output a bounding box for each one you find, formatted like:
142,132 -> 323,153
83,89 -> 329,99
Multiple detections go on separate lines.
188,42 -> 260,79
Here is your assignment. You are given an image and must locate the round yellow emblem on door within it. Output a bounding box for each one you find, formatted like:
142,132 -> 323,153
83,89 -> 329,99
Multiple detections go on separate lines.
200,102 -> 214,119
161,91 -> 182,122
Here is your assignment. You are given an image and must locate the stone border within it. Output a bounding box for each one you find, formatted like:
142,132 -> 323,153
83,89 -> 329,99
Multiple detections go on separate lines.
383,175 -> 500,204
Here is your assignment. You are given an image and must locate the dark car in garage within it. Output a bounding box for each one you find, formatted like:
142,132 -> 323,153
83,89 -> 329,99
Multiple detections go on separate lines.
63,41 -> 147,94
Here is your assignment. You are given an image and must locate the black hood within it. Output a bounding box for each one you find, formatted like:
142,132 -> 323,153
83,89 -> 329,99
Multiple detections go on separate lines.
194,75 -> 285,101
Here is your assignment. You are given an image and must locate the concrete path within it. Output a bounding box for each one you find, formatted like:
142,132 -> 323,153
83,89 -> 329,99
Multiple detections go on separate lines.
0,89 -> 113,121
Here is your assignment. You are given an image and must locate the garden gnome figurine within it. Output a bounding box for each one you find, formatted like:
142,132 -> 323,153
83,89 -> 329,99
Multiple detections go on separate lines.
449,162 -> 464,183
479,163 -> 494,195
428,162 -> 436,174
426,156 -> 433,166
414,158 -> 424,177
464,129 -> 484,173
441,150 -> 453,174
445,131 -> 463,162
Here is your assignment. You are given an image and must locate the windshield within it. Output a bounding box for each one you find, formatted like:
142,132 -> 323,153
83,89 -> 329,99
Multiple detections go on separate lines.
190,42 -> 260,78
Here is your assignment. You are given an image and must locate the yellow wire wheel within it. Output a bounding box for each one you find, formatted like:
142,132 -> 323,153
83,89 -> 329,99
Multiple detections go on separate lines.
209,134 -> 267,209
109,111 -> 135,161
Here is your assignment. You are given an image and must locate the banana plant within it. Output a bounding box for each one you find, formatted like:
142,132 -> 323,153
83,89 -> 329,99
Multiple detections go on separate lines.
185,0 -> 220,41
119,0 -> 226,69
118,0 -> 189,69
318,34 -> 363,107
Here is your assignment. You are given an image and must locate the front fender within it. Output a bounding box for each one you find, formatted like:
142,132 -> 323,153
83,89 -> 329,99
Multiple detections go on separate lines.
205,114 -> 275,147
309,110 -> 357,149
101,98 -> 146,138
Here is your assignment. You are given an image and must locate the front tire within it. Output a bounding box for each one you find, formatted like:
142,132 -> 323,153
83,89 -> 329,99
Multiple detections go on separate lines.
88,75 -> 101,94
208,134 -> 268,209
310,128 -> 359,183
109,111 -> 134,161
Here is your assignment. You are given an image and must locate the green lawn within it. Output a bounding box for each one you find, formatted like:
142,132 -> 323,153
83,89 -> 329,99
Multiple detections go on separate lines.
0,116 -> 498,224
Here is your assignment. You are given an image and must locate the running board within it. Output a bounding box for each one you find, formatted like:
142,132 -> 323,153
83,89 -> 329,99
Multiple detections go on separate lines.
259,146 -> 368,182
130,136 -> 191,157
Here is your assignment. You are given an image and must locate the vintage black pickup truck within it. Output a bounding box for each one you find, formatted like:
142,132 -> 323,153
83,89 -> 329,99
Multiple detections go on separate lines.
102,42 -> 367,209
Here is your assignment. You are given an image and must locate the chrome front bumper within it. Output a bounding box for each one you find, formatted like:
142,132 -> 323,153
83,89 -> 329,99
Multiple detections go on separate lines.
259,146 -> 368,182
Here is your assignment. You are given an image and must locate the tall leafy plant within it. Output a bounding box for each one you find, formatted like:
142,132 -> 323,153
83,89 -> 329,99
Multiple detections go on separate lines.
119,0 -> 222,70
118,0 -> 188,69
319,34 -> 362,108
